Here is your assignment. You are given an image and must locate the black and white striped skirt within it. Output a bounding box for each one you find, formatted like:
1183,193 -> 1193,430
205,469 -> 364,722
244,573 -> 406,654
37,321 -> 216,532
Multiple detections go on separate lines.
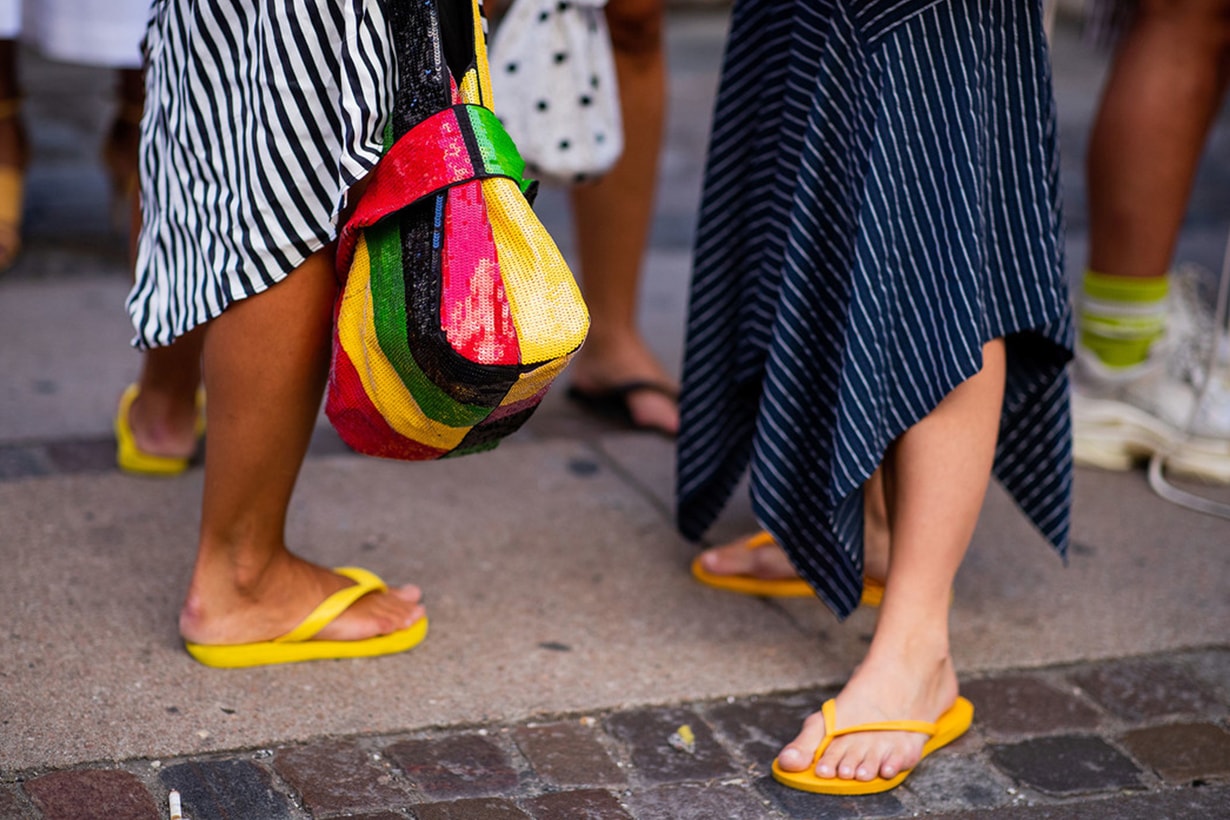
676,0 -> 1075,617
126,0 -> 396,348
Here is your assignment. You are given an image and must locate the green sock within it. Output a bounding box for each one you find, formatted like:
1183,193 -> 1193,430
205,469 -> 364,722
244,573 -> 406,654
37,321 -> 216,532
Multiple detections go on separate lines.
1079,269 -> 1169,368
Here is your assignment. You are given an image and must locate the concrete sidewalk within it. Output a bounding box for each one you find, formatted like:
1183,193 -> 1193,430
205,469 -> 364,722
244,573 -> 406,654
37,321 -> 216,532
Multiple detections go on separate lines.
1,11 -> 1228,820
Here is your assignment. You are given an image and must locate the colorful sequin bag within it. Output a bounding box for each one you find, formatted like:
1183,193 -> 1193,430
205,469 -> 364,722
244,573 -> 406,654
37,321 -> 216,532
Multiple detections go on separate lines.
327,0 -> 589,460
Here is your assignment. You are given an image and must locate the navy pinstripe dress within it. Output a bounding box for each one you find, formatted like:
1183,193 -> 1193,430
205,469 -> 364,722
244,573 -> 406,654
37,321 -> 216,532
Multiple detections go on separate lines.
676,0 -> 1075,618
127,0 -> 396,349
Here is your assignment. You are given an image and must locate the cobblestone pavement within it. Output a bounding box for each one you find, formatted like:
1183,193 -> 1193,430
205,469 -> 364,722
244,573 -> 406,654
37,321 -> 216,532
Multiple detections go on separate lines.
4,647 -> 1228,819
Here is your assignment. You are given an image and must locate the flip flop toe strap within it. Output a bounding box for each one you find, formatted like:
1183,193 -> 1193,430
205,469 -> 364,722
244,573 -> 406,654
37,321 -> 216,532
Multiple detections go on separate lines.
276,567 -> 389,644
814,699 -> 937,760
745,531 -> 776,550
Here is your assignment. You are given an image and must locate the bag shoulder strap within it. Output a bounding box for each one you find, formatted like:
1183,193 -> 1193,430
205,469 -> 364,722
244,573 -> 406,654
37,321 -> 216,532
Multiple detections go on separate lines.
387,0 -> 479,138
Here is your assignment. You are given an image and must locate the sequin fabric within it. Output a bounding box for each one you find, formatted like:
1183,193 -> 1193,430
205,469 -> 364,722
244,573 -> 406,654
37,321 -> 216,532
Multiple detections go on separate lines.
327,0 -> 588,460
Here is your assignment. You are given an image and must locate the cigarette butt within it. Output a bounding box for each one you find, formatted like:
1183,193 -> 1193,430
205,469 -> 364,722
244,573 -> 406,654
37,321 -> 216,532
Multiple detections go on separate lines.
169,789 -> 183,820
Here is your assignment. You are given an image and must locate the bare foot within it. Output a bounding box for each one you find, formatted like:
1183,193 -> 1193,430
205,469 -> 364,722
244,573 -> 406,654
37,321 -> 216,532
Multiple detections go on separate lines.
776,644 -> 959,783
126,385 -> 202,461
696,532 -> 799,581
699,470 -> 892,587
179,550 -> 425,646
569,331 -> 679,435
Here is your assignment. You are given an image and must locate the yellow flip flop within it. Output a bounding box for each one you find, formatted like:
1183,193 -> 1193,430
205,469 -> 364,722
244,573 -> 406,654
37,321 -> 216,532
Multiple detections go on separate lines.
184,566 -> 428,668
772,696 -> 974,795
0,97 -> 26,273
115,383 -> 206,476
690,531 -> 885,607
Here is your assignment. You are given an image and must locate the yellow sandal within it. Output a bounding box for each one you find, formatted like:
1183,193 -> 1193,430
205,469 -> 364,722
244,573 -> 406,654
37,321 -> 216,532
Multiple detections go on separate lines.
114,383 -> 206,476
0,97 -> 27,272
772,697 -> 974,794
691,531 -> 886,607
184,566 -> 429,668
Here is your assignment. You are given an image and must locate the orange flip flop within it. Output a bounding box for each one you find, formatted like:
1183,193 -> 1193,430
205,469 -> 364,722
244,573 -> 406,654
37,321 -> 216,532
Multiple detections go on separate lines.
772,696 -> 974,794
690,531 -> 885,607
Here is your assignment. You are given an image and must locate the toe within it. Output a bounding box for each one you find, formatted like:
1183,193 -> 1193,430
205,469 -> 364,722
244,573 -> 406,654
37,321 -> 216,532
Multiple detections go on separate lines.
390,583 -> 423,604
625,390 -> 679,435
777,710 -> 829,773
699,542 -> 752,575
833,748 -> 861,780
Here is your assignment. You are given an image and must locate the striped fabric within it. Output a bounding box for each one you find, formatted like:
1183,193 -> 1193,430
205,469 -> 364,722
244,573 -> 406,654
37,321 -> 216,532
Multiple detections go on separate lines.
127,0 -> 397,349
676,0 -> 1075,618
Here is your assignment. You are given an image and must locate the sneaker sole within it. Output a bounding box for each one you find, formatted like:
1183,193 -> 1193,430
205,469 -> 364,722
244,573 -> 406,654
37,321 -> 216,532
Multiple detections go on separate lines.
1072,394 -> 1230,483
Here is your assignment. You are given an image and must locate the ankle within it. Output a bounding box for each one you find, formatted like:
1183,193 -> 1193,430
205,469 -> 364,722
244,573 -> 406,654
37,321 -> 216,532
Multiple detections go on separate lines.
864,629 -> 954,683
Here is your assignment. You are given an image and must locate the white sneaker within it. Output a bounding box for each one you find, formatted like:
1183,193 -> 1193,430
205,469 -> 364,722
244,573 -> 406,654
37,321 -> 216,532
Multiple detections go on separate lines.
1072,266 -> 1230,483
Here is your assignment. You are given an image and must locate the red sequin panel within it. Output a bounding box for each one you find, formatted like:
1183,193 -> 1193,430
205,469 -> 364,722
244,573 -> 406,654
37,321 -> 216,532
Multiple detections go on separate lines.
326,345 -> 449,461
440,180 -> 520,365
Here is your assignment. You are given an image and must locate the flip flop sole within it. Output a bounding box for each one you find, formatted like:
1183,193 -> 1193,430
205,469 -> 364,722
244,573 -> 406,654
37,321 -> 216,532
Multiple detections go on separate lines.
691,555 -> 886,606
185,616 -> 429,669
690,555 -> 816,597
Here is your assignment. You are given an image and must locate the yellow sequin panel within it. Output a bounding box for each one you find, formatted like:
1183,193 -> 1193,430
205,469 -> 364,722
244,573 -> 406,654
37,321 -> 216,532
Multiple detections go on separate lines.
457,0 -> 495,108
338,235 -> 473,449
483,177 -> 590,364
501,351 -> 574,406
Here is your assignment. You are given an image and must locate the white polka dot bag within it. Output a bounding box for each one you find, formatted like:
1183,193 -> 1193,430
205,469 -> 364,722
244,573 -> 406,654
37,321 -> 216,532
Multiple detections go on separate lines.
488,0 -> 624,186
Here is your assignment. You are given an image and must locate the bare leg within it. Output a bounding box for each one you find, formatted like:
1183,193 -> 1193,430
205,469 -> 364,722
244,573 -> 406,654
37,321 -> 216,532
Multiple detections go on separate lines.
105,67 -> 145,261
1087,0 -> 1230,279
778,339 -> 1005,784
567,0 -> 679,434
177,248 -> 424,646
122,61 -> 200,464
126,326 -> 206,460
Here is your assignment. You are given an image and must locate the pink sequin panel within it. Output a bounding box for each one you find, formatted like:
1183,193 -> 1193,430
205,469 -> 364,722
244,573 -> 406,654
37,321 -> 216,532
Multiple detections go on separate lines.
441,179 -> 520,365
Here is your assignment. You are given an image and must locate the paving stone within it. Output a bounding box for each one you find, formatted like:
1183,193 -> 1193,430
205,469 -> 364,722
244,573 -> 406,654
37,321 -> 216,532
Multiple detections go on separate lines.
924,784 -> 1230,819
961,675 -> 1102,736
901,756 -> 1014,812
160,759 -> 294,820
1069,658 -> 1222,722
1119,722 -> 1230,784
273,739 -> 411,814
605,707 -> 738,785
624,782 -> 774,820
511,722 -> 625,787
0,784 -> 39,819
411,796 -> 532,819
387,734 -> 520,798
989,735 -> 1144,796
0,444 -> 53,481
23,769 -> 160,820
522,788 -> 633,819
757,776 -> 907,819
705,690 -> 829,766
1181,646 -> 1230,706
44,438 -> 119,474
